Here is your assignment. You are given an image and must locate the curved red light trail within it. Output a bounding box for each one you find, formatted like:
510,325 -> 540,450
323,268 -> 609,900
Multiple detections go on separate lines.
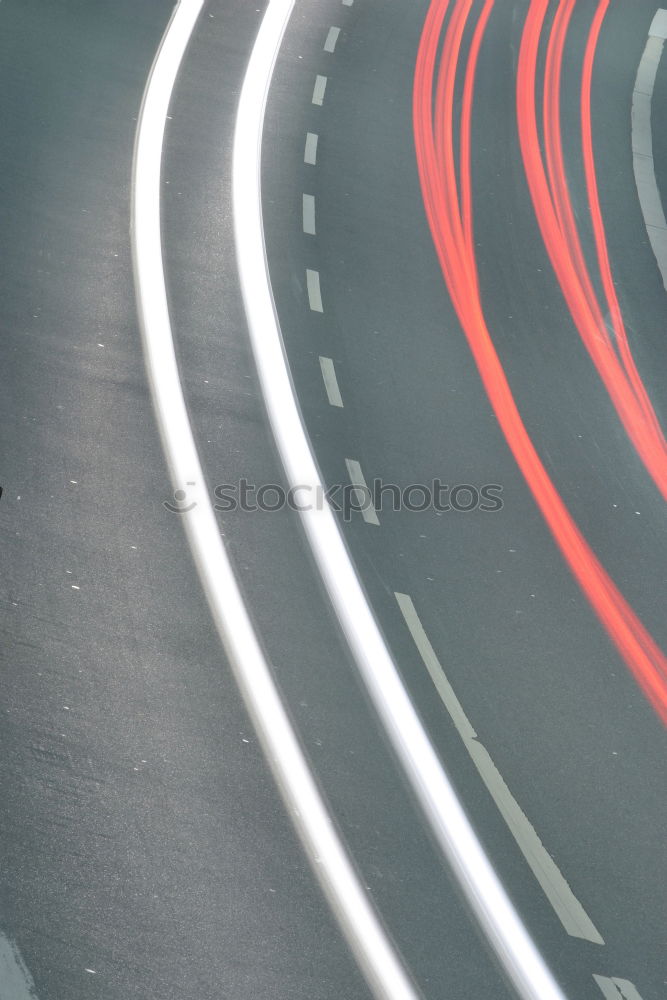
580,1 -> 666,448
413,0 -> 667,722
521,0 -> 667,499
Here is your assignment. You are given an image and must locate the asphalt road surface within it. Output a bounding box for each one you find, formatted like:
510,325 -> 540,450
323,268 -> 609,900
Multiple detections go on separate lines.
1,2 -> 665,1000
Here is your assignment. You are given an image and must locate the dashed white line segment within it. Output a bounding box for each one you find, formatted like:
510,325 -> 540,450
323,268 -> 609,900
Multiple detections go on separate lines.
593,975 -> 645,1000
319,356 -> 344,407
394,592 -> 604,945
324,26 -> 341,53
304,131 -> 319,165
312,74 -> 327,105
345,459 -> 380,525
303,193 -> 316,235
306,268 -> 323,311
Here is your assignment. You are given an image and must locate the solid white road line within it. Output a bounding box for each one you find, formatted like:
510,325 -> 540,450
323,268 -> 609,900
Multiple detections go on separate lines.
319,356 -> 344,407
132,6 -> 421,1000
0,934 -> 39,1000
232,3 -> 569,996
593,975 -> 644,1000
304,131 -> 319,165
312,74 -> 327,105
303,193 -> 316,235
394,593 -> 604,945
342,0 -> 354,6
306,268 -> 323,311
632,10 -> 667,290
345,458 -> 380,525
324,27 -> 341,53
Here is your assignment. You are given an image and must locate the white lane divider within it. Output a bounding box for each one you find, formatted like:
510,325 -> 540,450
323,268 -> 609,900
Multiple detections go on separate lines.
306,268 -> 324,311
303,193 -> 316,235
319,356 -> 344,407
232,1 -> 569,997
632,10 -> 667,290
132,5 -> 421,1000
312,73 -> 328,105
342,0 -> 354,6
345,458 -> 380,525
593,975 -> 645,1000
0,933 -> 39,1000
394,593 -> 604,945
324,26 -> 341,53
304,131 -> 319,165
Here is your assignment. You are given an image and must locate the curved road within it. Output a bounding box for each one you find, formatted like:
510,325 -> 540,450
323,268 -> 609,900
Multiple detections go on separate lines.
0,1 -> 665,999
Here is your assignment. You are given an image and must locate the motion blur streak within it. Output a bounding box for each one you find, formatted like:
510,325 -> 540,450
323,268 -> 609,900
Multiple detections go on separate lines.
134,5 -> 422,1000
520,0 -> 667,499
580,2 -> 666,446
460,0 -> 495,273
413,0 -> 667,723
234,1 -> 572,997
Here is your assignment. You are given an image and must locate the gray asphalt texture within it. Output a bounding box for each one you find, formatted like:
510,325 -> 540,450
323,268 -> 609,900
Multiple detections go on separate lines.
0,1 -> 665,999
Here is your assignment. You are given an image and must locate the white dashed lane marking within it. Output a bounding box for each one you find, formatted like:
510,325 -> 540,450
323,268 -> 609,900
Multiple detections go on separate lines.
306,268 -> 323,312
304,131 -> 319,165
303,193 -> 316,235
324,26 -> 341,53
593,975 -> 645,1000
312,74 -> 327,105
345,459 -> 380,525
319,356 -> 344,407
394,592 -> 604,945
